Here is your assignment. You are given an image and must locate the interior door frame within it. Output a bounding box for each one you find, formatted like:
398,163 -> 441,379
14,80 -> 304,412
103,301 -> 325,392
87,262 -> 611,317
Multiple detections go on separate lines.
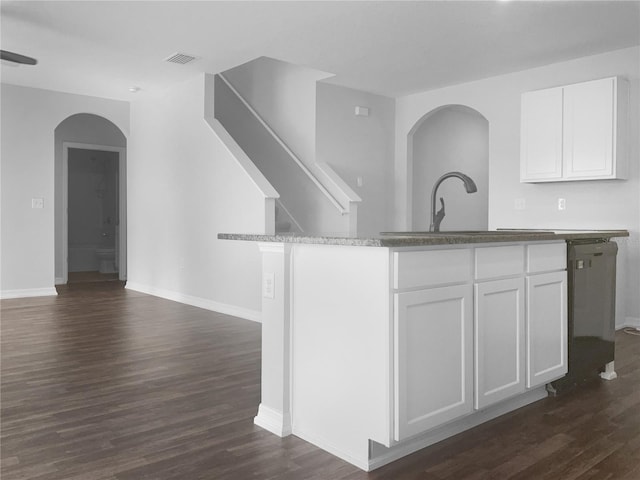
62,142 -> 127,283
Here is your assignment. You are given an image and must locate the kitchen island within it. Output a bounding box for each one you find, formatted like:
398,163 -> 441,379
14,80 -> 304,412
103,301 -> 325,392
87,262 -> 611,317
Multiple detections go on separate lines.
219,230 -> 628,471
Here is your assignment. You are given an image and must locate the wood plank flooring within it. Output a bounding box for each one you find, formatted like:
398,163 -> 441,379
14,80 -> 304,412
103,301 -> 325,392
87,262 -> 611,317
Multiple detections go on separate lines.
1,282 -> 638,479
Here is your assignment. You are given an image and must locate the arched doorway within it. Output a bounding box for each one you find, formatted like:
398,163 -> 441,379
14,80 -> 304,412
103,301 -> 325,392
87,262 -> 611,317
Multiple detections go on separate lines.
409,105 -> 489,231
54,114 -> 127,284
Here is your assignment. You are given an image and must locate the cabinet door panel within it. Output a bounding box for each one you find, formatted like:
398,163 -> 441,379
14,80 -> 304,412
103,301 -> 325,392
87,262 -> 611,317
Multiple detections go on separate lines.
475,278 -> 525,409
563,78 -> 614,179
527,272 -> 568,388
520,87 -> 563,181
394,285 -> 473,441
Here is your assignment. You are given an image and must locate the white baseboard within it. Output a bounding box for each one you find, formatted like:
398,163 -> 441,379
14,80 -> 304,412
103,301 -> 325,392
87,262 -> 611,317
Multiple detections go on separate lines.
618,317 -> 640,330
367,387 -> 548,471
124,282 -> 261,322
254,404 -> 292,437
55,277 -> 65,285
293,425 -> 370,471
289,388 -> 548,472
0,287 -> 58,299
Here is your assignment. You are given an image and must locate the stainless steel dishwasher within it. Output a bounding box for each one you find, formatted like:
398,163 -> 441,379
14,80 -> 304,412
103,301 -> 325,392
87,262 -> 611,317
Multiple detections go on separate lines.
549,239 -> 618,394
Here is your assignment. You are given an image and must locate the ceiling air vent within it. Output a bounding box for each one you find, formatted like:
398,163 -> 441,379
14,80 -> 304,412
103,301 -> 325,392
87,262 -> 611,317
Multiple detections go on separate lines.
164,52 -> 198,65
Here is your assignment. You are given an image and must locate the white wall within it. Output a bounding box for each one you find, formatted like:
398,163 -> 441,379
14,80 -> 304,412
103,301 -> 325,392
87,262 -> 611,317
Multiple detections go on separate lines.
411,106 -> 489,231
316,83 -> 396,234
127,74 -> 267,320
55,114 -> 127,280
0,84 -> 128,297
223,57 -> 331,169
395,46 -> 640,326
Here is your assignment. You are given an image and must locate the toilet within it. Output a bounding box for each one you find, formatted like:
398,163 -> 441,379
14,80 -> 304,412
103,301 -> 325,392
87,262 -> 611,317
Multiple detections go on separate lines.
96,248 -> 117,274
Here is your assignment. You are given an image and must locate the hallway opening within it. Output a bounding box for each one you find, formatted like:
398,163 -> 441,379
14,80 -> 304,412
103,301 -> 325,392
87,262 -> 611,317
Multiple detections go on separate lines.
54,114 -> 127,285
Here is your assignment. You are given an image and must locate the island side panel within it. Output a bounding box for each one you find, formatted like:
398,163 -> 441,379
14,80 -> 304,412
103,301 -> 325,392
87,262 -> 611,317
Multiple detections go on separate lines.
290,244 -> 391,469
254,243 -> 293,436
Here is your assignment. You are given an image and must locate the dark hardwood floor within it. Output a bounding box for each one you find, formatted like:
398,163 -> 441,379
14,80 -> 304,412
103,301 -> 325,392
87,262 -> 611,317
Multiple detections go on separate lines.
1,282 -> 638,479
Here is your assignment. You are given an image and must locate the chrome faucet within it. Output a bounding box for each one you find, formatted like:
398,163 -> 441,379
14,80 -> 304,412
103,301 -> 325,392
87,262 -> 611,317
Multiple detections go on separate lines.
429,171 -> 478,232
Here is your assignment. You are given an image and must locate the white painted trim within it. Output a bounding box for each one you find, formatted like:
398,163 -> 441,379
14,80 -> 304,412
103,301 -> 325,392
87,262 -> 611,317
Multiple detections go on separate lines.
254,404 -> 292,437
618,317 -> 640,329
1,288 -> 58,299
217,72 -> 348,214
293,426 -> 370,471
118,147 -> 127,281
63,146 -> 68,283
55,277 -> 65,285
368,386 -> 548,471
62,142 -> 127,283
124,282 -> 261,322
315,161 -> 362,204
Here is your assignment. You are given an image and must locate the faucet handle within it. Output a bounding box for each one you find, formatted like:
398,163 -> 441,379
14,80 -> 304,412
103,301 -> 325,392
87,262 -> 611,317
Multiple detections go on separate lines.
433,197 -> 446,232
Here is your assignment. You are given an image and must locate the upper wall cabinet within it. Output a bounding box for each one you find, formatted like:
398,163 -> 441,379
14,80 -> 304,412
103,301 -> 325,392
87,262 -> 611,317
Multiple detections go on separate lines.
520,77 -> 628,183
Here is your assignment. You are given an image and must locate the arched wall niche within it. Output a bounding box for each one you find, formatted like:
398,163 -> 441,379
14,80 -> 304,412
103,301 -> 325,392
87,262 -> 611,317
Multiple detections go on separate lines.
54,113 -> 127,283
408,104 -> 489,231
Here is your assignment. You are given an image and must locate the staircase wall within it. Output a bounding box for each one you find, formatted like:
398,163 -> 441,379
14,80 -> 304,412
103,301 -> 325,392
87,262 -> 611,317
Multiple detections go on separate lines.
215,74 -> 351,234
222,57 -> 332,172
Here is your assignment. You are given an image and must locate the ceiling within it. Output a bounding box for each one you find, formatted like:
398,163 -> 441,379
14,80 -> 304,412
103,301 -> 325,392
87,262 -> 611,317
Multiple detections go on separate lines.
1,1 -> 639,100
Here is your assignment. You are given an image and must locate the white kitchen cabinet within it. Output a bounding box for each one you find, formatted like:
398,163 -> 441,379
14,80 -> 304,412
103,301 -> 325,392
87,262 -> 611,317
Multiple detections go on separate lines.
247,234 -> 618,471
526,271 -> 568,388
474,278 -> 525,410
520,86 -> 564,181
520,76 -> 628,182
394,284 -> 473,441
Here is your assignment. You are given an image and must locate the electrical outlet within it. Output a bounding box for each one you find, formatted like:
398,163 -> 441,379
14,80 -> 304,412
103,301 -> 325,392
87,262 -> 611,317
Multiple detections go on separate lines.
515,198 -> 526,210
31,198 -> 44,209
558,198 -> 566,211
263,272 -> 275,299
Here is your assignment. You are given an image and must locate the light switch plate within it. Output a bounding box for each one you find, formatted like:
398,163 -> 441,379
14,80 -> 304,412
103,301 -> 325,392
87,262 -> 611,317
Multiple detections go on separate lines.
355,106 -> 369,117
32,198 -> 44,209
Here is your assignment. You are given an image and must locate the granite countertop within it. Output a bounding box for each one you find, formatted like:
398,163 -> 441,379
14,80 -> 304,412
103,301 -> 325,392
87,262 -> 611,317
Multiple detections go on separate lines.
217,229 -> 629,247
